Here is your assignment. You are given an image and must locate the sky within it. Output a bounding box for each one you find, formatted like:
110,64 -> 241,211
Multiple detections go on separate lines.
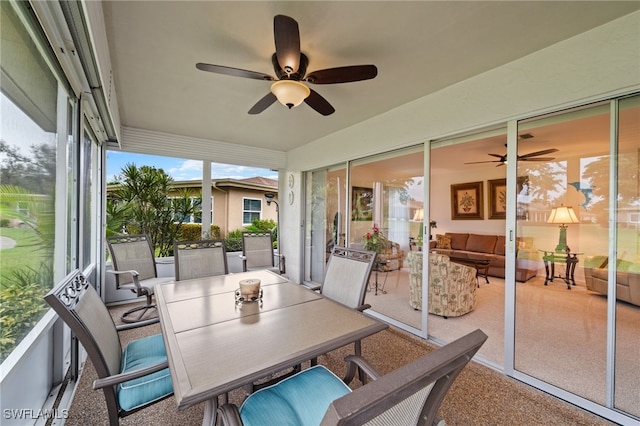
106,151 -> 277,183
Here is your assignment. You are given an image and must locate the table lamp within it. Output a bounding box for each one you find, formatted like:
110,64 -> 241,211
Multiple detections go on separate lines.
547,205 -> 579,252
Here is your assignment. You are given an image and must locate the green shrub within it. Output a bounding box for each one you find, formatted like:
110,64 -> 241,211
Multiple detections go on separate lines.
0,263 -> 52,363
176,224 -> 222,241
225,229 -> 244,252
0,218 -> 9,227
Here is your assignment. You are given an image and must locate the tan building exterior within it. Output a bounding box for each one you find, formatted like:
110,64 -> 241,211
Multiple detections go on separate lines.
110,176 -> 279,237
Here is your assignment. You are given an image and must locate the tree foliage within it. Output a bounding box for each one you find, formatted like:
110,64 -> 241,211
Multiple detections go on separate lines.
109,163 -> 198,256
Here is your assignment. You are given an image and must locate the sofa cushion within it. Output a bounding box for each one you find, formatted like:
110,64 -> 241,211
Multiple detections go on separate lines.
494,235 -> 506,255
436,234 -> 451,249
466,234 -> 497,254
445,233 -> 469,250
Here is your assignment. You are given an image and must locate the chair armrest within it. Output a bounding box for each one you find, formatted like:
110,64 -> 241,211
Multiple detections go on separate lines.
356,304 -> 371,312
217,403 -> 243,426
344,354 -> 382,381
93,360 -> 168,390
303,282 -> 321,292
107,269 -> 143,291
107,269 -> 140,278
115,317 -> 159,331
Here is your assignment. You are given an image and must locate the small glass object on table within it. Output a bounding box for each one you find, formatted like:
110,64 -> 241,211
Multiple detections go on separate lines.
235,278 -> 263,304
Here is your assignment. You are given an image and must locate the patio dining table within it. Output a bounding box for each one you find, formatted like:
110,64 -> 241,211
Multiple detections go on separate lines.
155,269 -> 388,426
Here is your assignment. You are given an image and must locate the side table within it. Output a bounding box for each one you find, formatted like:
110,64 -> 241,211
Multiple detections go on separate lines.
368,260 -> 389,295
539,250 -> 581,290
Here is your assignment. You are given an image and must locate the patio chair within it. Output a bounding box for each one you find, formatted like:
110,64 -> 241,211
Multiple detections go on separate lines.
240,231 -> 283,274
309,246 -> 377,383
44,270 -> 173,426
174,239 -> 228,280
217,329 -> 488,426
106,234 -> 173,323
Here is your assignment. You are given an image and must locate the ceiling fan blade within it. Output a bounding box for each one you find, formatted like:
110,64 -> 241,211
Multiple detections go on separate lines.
274,15 -> 300,75
305,89 -> 335,116
519,157 -> 556,162
196,63 -> 274,81
464,160 -> 502,164
305,65 -> 378,84
248,92 -> 277,115
488,153 -> 504,159
518,148 -> 559,159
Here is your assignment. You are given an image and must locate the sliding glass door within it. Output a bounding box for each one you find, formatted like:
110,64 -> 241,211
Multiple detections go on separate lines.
304,165 -> 347,285
513,97 -> 640,417
613,95 -> 640,418
348,146 -> 424,330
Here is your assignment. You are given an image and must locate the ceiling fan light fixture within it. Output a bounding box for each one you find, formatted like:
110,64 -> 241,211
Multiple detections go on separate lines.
270,80 -> 310,109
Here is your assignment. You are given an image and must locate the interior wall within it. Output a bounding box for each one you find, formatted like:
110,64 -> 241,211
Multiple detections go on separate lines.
430,167 -> 508,236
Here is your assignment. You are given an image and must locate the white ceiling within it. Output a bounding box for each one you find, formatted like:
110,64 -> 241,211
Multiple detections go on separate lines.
102,1 -> 639,157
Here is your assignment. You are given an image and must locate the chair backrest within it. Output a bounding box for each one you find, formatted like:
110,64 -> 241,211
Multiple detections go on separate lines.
321,246 -> 376,309
241,232 -> 275,270
44,270 -> 122,404
321,329 -> 488,426
174,239 -> 228,280
107,234 -> 158,287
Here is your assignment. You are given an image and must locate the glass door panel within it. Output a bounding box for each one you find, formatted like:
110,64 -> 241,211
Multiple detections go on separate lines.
514,103 -> 610,404
304,166 -> 347,286
429,128 -> 507,365
349,147 -> 423,329
614,95 -> 640,417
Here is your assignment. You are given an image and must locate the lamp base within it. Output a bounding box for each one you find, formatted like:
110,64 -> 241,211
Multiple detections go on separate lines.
555,225 -> 569,253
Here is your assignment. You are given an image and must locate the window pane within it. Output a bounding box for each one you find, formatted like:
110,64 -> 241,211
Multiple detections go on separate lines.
0,1 -> 60,362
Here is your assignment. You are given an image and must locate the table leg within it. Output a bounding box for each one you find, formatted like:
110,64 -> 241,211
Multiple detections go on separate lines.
202,397 -> 218,426
543,257 -> 552,285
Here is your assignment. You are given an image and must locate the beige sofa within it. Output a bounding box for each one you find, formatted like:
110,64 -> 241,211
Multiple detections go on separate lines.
432,232 -> 538,282
583,255 -> 640,307
407,251 -> 477,317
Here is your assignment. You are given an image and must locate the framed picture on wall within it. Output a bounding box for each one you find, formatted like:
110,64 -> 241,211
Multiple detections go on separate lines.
451,181 -> 483,220
488,177 -> 530,219
488,178 -> 507,219
351,187 -> 373,221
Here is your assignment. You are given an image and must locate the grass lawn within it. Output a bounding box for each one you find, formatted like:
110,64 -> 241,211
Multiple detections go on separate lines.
0,227 -> 49,289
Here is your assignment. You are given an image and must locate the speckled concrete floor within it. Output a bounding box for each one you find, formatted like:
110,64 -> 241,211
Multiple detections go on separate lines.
63,302 -> 614,425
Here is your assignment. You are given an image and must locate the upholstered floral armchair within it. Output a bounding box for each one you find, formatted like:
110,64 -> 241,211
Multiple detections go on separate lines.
407,251 -> 477,317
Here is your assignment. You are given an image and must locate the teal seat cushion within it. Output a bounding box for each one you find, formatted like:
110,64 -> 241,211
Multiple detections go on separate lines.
118,333 -> 173,412
240,365 -> 351,426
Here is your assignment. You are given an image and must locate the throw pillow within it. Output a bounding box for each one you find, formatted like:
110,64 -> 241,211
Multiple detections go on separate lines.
436,234 -> 451,250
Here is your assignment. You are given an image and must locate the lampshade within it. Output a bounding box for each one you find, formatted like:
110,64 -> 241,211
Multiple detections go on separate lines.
547,205 -> 579,253
413,208 -> 424,221
270,80 -> 311,109
547,205 -> 579,225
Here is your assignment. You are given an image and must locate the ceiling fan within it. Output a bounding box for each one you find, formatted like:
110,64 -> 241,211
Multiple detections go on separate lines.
465,146 -> 559,166
196,15 -> 377,116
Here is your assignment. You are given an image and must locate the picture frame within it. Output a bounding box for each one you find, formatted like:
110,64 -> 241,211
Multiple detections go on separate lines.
488,178 -> 507,219
451,181 -> 483,220
351,186 -> 373,221
488,176 -> 530,219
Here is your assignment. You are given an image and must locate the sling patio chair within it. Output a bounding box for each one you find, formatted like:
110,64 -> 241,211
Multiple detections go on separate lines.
174,239 -> 228,281
217,329 -> 488,426
250,246 -> 377,393
240,231 -> 283,274
304,246 -> 377,384
44,270 -> 173,426
106,234 -> 174,323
